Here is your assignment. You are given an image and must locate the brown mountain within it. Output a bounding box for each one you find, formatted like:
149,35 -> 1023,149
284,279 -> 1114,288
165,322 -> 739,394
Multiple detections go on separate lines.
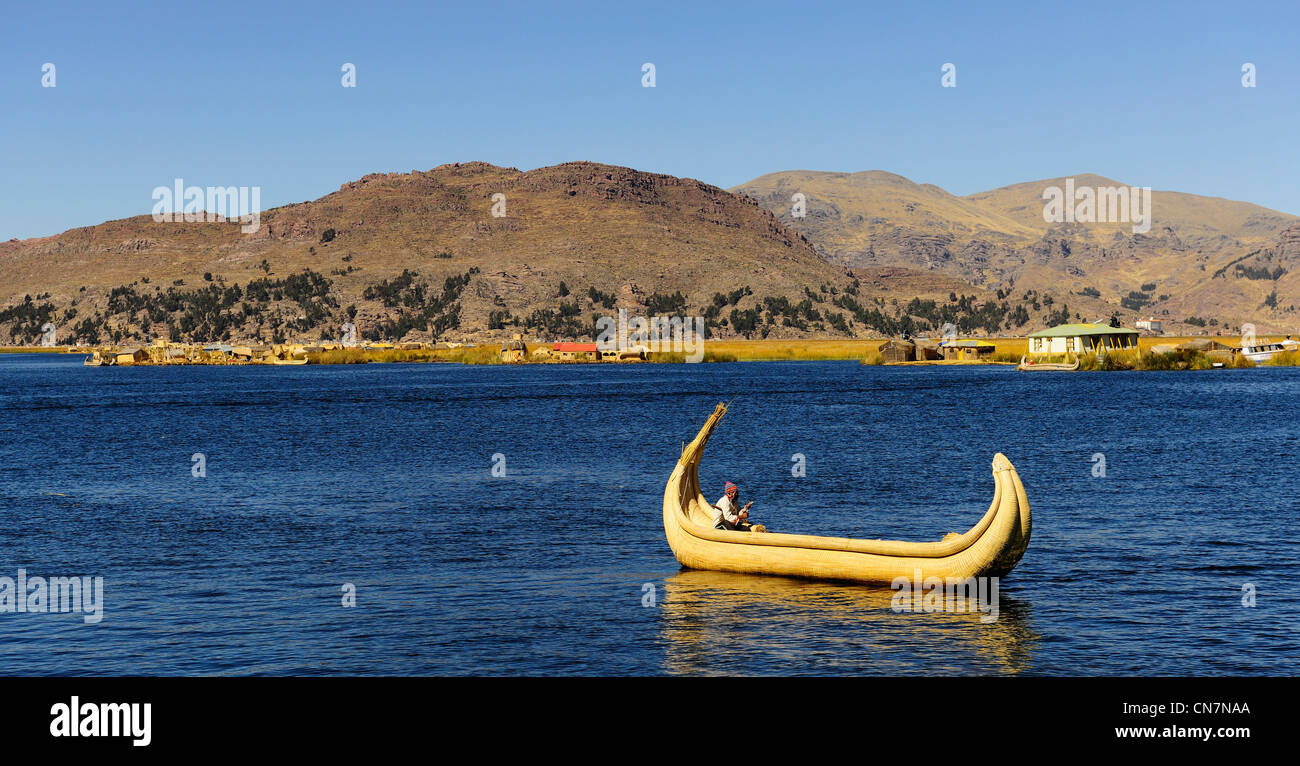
732,170 -> 1300,332
10,161 -> 1292,346
1,162 -> 898,345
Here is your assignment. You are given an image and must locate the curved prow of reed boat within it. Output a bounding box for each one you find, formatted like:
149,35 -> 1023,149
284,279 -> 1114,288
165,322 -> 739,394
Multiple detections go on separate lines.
662,403 -> 1031,584
1016,354 -> 1079,371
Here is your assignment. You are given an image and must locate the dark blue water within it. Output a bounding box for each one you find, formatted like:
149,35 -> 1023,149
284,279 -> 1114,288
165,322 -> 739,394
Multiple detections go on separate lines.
1,353 -> 1296,675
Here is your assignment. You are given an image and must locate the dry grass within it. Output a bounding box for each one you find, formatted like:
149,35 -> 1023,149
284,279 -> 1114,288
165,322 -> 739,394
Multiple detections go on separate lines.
1072,348 -> 1258,371
306,346 -> 504,365
0,346 -> 69,354
306,348 -> 371,365
653,337 -> 1030,364
647,350 -> 737,363
1265,349 -> 1300,367
697,338 -> 882,361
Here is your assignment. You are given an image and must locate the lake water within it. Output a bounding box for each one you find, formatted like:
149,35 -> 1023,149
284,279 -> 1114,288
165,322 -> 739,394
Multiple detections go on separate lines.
0,353 -> 1296,675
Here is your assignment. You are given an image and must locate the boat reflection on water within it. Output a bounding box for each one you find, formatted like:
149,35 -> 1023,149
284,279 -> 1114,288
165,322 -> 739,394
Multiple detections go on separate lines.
658,569 -> 1038,675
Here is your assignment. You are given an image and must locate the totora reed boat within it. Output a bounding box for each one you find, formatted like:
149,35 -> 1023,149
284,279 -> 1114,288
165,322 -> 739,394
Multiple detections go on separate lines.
1016,354 -> 1079,371
662,403 -> 1031,584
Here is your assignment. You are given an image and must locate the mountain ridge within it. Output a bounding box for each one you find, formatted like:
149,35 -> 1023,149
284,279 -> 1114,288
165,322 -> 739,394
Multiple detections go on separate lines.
0,162 -> 886,345
3,161 -> 1297,346
732,169 -> 1300,332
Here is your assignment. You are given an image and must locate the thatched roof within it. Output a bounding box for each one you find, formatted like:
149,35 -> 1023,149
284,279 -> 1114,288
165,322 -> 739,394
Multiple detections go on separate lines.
1029,322 -> 1138,338
1179,339 -> 1232,352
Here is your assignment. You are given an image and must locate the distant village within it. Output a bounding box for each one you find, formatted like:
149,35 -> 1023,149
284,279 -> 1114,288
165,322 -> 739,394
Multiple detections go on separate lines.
84,340 -> 331,366
73,334 -> 651,366
47,315 -> 1298,369
878,316 -> 1296,370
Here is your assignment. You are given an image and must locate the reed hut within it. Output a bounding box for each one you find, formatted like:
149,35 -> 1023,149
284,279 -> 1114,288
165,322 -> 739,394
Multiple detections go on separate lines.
1179,338 -> 1237,364
914,339 -> 942,360
500,339 -> 527,362
878,339 -> 916,363
939,339 -> 996,361
114,348 -> 147,365
1178,338 -> 1232,353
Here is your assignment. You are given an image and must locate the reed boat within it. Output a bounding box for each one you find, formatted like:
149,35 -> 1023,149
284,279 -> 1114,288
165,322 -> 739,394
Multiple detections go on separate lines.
662,403 -> 1031,584
1016,354 -> 1079,371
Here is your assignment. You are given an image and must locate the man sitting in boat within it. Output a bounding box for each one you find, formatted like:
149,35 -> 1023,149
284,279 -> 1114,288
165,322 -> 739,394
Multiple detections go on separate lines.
712,482 -> 755,531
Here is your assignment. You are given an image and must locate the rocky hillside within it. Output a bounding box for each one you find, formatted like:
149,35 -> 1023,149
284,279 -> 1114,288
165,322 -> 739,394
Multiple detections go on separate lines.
9,161 -> 1293,346
0,162 -> 888,345
733,171 -> 1300,333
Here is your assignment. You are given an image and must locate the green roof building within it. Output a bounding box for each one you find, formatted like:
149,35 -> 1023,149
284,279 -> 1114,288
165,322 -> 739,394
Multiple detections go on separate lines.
1026,322 -> 1138,354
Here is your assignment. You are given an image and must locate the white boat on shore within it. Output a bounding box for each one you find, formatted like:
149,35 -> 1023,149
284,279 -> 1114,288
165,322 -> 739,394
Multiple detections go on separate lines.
1241,338 -> 1298,363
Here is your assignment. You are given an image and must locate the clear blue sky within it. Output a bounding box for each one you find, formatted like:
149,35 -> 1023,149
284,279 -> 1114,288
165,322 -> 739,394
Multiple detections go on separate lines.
3,0 -> 1298,240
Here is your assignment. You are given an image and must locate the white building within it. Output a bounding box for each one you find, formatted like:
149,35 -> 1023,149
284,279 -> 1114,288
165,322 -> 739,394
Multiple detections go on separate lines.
1027,323 -> 1140,354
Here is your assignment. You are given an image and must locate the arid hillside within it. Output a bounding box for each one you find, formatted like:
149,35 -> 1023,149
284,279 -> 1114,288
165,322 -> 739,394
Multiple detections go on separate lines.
9,161 -> 1295,347
0,162 -> 883,345
733,170 -> 1300,333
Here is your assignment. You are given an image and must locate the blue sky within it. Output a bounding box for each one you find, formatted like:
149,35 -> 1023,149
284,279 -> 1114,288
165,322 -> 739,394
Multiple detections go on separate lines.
3,0 -> 1298,239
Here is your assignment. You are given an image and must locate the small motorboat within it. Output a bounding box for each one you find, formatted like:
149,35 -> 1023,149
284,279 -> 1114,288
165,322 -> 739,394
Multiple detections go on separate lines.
1242,341 -> 1293,363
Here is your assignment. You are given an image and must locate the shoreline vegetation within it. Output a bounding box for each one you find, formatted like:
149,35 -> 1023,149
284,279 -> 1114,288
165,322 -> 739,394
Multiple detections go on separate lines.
6,336 -> 1300,369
